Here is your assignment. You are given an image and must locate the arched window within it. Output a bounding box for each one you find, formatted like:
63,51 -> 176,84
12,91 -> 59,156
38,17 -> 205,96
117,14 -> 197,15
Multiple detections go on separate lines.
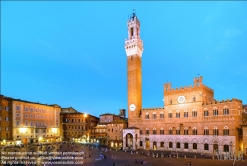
224,145 -> 229,152
160,127 -> 164,135
193,96 -> 196,102
184,127 -> 188,135
146,128 -> 149,135
145,112 -> 149,119
169,127 -> 173,135
176,127 -> 180,135
192,109 -> 197,117
204,109 -> 209,116
176,142 -> 180,148
184,143 -> 189,149
140,141 -> 143,146
204,143 -> 209,150
169,142 -> 173,148
223,107 -> 229,115
213,108 -> 218,116
213,126 -> 218,136
193,127 -> 197,135
204,126 -> 209,135
153,127 -> 157,135
140,128 -> 143,135
160,142 -> 164,147
160,112 -> 164,118
168,111 -> 172,118
223,126 -> 229,136
184,110 -> 188,118
153,112 -> 157,119
176,110 -> 180,118
193,143 -> 197,149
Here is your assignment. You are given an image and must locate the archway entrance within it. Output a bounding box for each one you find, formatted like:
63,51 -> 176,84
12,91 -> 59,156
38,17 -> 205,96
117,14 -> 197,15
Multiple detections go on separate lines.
213,144 -> 218,153
125,133 -> 133,149
153,141 -> 157,150
123,128 -> 140,150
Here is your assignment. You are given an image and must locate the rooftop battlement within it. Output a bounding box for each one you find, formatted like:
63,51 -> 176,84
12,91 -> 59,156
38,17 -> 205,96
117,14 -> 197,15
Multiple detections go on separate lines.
164,76 -> 213,93
202,98 -> 242,105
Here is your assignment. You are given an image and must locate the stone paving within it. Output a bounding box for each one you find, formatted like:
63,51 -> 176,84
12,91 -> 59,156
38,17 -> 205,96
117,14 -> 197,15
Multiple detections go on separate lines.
79,145 -> 247,166
2,143 -> 247,166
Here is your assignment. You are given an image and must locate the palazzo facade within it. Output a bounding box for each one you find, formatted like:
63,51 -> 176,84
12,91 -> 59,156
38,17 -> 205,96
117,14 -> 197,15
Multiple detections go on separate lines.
123,12 -> 246,154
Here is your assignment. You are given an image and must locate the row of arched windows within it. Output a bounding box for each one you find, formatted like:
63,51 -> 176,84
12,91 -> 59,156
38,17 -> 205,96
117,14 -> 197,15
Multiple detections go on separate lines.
139,141 -> 230,152
204,107 -> 229,116
140,126 -> 229,136
144,107 -> 230,119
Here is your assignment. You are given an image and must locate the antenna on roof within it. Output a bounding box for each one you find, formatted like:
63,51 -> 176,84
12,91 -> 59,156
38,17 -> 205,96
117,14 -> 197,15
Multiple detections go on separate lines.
133,8 -> 136,13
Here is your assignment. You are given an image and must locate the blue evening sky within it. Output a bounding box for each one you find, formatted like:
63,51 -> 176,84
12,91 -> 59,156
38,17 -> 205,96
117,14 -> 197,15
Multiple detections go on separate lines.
2,2 -> 247,117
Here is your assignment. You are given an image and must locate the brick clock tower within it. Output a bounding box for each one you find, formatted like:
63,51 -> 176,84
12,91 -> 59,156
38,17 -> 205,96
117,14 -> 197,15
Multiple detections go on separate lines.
125,11 -> 143,122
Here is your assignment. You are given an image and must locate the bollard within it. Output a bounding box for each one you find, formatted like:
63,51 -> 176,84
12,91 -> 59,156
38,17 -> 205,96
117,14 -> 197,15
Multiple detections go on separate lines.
194,155 -> 196,159
177,154 -> 178,158
212,155 -> 214,160
184,155 -> 186,159
169,154 -> 171,158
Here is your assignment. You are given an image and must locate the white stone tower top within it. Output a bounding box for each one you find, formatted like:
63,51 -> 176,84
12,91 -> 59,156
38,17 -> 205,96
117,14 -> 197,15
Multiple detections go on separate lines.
125,10 -> 144,58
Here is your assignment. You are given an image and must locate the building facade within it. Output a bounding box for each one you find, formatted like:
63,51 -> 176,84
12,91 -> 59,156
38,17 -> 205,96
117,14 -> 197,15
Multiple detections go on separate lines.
123,12 -> 246,154
0,95 -> 13,145
60,107 -> 99,142
91,110 -> 128,148
12,99 -> 61,144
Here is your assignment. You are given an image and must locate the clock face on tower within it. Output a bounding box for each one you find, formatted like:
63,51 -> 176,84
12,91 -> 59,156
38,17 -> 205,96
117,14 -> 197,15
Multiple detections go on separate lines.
129,104 -> 136,111
178,96 -> 185,104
